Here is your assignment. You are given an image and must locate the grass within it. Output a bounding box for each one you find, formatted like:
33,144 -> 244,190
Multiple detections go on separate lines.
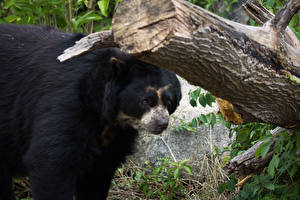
14,154 -> 231,200
107,155 -> 230,200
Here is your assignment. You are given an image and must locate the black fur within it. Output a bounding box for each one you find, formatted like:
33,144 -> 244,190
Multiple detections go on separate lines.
0,24 -> 181,200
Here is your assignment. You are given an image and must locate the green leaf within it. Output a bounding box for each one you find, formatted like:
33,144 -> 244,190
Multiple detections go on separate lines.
4,15 -> 21,23
268,155 -> 279,177
266,0 -> 275,7
189,91 -> 197,102
179,159 -> 190,165
296,131 -> 300,152
288,164 -> 298,178
240,190 -> 249,198
4,0 -> 15,9
163,182 -> 169,190
189,99 -> 197,107
183,166 -> 193,174
97,0 -> 110,17
218,114 -> 231,129
210,113 -> 217,127
135,171 -> 143,182
206,113 -> 212,125
211,95 -> 216,103
199,95 -> 207,107
153,167 -> 161,175
186,126 -> 197,133
256,140 -> 272,159
174,168 -> 180,179
194,88 -> 201,96
264,182 -> 275,190
75,11 -> 102,27
261,141 -> 272,159
205,93 -> 213,107
218,183 -> 227,194
250,130 -> 256,139
199,114 -> 207,124
226,178 -> 237,192
191,118 -> 198,127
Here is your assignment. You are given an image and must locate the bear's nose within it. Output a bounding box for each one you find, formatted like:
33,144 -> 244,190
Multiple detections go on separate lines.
156,118 -> 169,130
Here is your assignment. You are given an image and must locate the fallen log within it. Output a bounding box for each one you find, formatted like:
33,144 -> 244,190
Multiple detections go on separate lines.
58,0 -> 300,129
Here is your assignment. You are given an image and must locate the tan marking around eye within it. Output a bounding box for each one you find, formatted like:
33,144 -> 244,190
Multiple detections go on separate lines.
145,84 -> 172,105
145,86 -> 156,92
157,84 -> 171,105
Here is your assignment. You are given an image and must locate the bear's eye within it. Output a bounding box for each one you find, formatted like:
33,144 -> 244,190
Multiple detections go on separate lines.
166,99 -> 172,106
163,96 -> 172,106
141,98 -> 151,106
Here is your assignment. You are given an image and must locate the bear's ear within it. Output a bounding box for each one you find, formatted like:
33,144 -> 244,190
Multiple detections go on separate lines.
109,57 -> 121,73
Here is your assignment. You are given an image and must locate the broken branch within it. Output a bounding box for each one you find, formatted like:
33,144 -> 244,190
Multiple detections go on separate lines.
57,30 -> 117,62
271,0 -> 300,35
243,0 -> 300,50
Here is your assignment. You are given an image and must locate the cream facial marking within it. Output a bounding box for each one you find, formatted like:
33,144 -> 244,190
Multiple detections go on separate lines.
117,106 -> 169,134
117,84 -> 172,134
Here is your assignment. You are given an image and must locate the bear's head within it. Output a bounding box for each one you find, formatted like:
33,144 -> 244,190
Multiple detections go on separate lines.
101,48 -> 181,134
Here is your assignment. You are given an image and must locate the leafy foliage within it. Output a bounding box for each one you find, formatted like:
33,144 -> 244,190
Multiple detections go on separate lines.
235,130 -> 300,199
180,85 -> 300,199
219,127 -> 300,199
113,158 -> 193,200
229,123 -> 275,157
174,87 -> 218,132
0,0 -> 122,33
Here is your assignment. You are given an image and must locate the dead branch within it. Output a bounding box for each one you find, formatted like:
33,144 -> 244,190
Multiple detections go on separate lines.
271,0 -> 300,35
57,30 -> 117,62
243,0 -> 300,50
224,127 -> 281,178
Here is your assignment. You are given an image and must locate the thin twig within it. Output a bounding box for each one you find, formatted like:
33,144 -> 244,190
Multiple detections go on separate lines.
67,0 -> 72,32
160,136 -> 177,162
146,133 -> 177,162
209,125 -> 214,155
87,0 -> 94,33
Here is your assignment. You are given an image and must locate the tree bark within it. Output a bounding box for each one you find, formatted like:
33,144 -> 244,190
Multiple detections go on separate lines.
111,0 -> 300,129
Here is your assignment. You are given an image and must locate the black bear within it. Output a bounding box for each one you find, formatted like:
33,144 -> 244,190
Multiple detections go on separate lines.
0,24 -> 181,200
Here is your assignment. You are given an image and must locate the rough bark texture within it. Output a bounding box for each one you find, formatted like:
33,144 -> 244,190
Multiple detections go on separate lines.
112,0 -> 300,129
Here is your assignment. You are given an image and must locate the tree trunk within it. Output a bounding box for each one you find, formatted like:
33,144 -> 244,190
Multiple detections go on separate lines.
58,0 -> 300,129
111,0 -> 300,129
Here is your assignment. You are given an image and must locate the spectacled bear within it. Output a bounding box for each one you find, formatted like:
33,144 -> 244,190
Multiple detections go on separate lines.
0,24 -> 181,200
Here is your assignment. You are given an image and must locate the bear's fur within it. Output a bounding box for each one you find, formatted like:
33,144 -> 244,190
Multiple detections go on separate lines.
0,24 -> 181,200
